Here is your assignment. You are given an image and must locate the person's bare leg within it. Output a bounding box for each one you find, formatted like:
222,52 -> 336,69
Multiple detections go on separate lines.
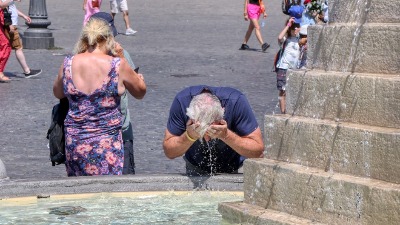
0,72 -> 10,82
279,90 -> 286,114
250,18 -> 264,45
122,11 -> 131,29
242,22 -> 254,44
15,48 -> 30,74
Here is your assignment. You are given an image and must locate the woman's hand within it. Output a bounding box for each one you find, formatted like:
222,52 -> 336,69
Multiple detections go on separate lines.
114,42 -> 125,58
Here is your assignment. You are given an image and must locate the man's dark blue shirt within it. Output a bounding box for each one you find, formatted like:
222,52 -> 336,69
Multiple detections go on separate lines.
166,85 -> 259,173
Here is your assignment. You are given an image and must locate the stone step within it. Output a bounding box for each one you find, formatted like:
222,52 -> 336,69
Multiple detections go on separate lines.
241,158 -> 400,225
307,23 -> 400,74
264,114 -> 400,184
286,70 -> 400,129
328,0 -> 400,24
219,201 -> 326,225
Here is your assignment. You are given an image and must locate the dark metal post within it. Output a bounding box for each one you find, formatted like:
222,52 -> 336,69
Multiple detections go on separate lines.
22,0 -> 54,49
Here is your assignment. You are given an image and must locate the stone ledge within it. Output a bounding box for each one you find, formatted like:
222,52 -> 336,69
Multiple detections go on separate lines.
264,114 -> 400,184
219,201 -> 326,225
286,70 -> 400,129
242,159 -> 400,225
308,24 -> 400,74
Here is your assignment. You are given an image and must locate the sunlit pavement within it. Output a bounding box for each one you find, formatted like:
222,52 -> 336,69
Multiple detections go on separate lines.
0,0 -> 286,180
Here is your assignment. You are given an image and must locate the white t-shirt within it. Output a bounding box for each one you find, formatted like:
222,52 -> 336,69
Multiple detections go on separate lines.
9,4 -> 18,26
1,0 -> 18,26
277,36 -> 300,70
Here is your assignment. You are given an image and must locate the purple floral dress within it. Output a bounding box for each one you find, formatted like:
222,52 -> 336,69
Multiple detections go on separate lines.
62,55 -> 123,176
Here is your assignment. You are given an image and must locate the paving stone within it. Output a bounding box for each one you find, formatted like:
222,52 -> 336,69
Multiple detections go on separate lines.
0,0 -> 286,180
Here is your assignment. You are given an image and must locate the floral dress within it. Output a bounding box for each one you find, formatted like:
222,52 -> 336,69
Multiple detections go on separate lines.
62,55 -> 123,176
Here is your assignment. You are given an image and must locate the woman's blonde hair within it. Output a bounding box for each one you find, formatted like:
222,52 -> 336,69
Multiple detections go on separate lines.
73,18 -> 116,55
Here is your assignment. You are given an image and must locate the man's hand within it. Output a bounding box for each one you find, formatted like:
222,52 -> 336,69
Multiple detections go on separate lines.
206,119 -> 228,140
186,119 -> 201,141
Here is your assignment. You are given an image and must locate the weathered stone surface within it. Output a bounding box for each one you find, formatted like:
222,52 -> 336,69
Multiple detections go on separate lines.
0,175 -> 243,199
243,159 -> 400,225
286,70 -> 400,128
264,114 -> 400,184
0,159 -> 7,180
308,24 -> 400,74
219,201 -> 326,225
329,0 -> 400,24
220,0 -> 400,224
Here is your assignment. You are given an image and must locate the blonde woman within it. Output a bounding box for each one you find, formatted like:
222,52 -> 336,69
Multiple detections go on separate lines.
53,16 -> 146,176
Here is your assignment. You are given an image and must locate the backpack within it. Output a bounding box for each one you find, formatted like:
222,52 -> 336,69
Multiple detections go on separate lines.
282,0 -> 293,15
272,39 -> 288,72
46,98 -> 69,166
3,7 -> 12,26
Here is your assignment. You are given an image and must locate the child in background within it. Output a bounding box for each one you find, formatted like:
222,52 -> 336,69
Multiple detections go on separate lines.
297,25 -> 308,69
83,0 -> 102,26
275,17 -> 300,114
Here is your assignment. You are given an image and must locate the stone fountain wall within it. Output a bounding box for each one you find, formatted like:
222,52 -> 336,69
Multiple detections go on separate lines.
219,0 -> 400,224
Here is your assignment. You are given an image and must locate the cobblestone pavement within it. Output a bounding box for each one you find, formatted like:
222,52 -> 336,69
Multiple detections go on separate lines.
0,0 -> 286,180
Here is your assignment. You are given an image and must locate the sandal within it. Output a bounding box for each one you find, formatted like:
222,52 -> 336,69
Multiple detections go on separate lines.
0,74 -> 11,83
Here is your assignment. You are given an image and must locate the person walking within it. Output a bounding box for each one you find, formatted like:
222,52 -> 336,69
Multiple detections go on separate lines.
240,0 -> 270,52
109,0 -> 136,36
83,0 -> 102,26
0,0 -> 13,83
52,17 -> 146,176
4,0 -> 41,78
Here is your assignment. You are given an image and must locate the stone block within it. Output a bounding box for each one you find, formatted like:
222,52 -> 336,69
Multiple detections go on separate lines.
286,70 -> 400,129
264,114 -> 400,184
307,24 -> 400,74
0,159 -> 7,180
329,0 -> 400,23
243,159 -> 400,225
219,201 -> 326,225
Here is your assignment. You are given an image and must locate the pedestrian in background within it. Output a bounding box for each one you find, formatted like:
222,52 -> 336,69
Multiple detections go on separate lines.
0,0 -> 14,83
5,0 -> 42,78
83,0 -> 102,26
110,0 -> 137,36
240,0 -> 270,52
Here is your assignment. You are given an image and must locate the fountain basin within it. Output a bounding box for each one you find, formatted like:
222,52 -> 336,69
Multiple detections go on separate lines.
0,174 -> 243,199
0,191 -> 243,225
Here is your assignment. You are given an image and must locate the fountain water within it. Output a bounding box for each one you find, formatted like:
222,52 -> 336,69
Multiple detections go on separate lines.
219,0 -> 400,224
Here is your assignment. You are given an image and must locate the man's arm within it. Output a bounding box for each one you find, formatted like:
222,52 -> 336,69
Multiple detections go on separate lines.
207,120 -> 264,158
222,127 -> 264,158
163,130 -> 195,159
